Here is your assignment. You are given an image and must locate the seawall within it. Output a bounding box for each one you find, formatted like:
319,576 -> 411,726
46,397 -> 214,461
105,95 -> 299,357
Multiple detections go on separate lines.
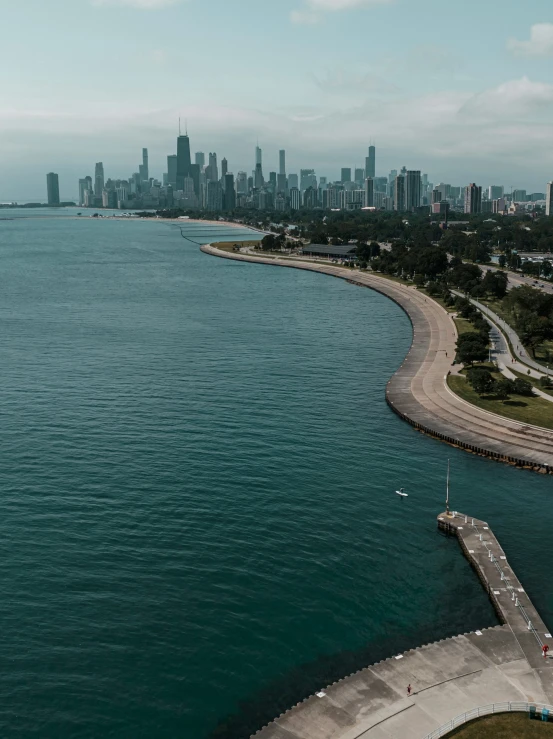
200,244 -> 553,471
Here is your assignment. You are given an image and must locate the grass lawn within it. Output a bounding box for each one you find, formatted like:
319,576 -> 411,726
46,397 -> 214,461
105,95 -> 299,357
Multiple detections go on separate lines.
211,240 -> 262,253
448,713 -> 553,737
454,317 -> 479,335
448,367 -> 553,429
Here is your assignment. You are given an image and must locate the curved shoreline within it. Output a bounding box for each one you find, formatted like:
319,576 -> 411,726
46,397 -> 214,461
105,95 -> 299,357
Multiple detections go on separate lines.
201,244 -> 553,472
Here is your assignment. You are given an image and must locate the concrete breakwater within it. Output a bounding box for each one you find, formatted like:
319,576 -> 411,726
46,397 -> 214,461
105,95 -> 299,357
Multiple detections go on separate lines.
201,244 -> 553,472
248,512 -> 553,739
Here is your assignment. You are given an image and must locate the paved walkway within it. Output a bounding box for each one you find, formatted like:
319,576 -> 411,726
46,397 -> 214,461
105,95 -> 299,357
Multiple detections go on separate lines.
457,293 -> 553,378
202,245 -> 553,469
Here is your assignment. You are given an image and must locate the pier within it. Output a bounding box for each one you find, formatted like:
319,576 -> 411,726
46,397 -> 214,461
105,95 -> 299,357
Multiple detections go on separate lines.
250,513 -> 553,738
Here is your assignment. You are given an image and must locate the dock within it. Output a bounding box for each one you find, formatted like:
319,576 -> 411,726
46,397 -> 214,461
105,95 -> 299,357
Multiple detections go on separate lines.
250,513 -> 553,738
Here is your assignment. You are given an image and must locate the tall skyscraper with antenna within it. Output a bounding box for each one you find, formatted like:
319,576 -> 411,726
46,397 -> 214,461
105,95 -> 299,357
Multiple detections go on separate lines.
365,145 -> 376,179
176,120 -> 191,191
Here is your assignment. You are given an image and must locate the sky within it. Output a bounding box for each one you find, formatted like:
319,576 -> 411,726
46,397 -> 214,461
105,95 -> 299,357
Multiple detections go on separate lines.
2,0 -> 553,200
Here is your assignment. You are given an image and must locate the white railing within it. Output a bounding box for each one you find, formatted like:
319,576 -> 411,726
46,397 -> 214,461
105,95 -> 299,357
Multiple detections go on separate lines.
423,702 -> 553,738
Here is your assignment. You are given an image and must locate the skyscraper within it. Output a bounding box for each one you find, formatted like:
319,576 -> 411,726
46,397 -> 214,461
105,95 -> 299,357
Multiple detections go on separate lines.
546,182 -> 553,217
224,173 -> 236,210
142,148 -> 149,181
354,168 -> 365,186
290,187 -> 301,210
364,178 -> 374,208
94,162 -> 104,196
464,184 -> 482,214
78,178 -> 90,206
394,175 -> 405,211
405,171 -> 421,211
236,171 -> 248,194
167,155 -> 177,188
254,146 -> 263,187
207,153 -> 218,182
221,158 -> 228,178
46,172 -> 60,205
288,174 -> 299,190
341,168 -> 352,183
488,185 -> 504,200
254,163 -> 264,189
176,135 -> 192,190
279,150 -> 286,176
365,146 -> 376,179
195,152 -> 205,168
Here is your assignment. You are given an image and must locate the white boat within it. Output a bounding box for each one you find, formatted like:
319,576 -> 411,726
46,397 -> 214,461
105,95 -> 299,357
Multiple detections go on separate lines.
395,488 -> 408,498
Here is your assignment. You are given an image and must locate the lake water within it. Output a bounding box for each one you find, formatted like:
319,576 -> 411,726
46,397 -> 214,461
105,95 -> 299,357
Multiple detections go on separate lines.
0,213 -> 551,738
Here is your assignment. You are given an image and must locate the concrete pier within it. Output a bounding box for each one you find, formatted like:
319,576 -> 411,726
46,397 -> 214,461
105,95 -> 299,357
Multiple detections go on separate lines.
250,514 -> 553,739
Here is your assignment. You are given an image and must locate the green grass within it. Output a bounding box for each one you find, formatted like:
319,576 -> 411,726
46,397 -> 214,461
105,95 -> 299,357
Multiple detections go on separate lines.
454,317 -> 479,335
448,370 -> 553,429
211,240 -> 261,253
448,712 -> 553,737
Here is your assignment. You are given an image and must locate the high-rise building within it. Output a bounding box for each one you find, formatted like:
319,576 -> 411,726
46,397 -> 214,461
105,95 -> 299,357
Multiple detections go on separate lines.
176,135 -> 192,190
167,155 -> 177,188
46,172 -> 60,205
236,171 -> 248,194
195,152 -> 205,168
254,163 -> 264,189
394,175 -> 405,211
94,162 -> 104,196
290,187 -> 301,210
78,177 -> 91,206
364,178 -> 374,208
206,180 -> 223,211
488,185 -> 504,201
300,169 -> 316,191
207,153 -> 218,182
142,148 -> 149,181
288,173 -> 299,190
279,150 -> 286,176
464,184 -> 482,214
276,173 -> 287,194
255,145 -> 262,166
513,189 -> 527,202
546,182 -> 553,217
405,171 -> 421,211
224,173 -> 236,210
365,146 -> 376,179
341,167 -> 352,184
221,158 -> 228,179
189,163 -> 200,196
354,168 -> 365,186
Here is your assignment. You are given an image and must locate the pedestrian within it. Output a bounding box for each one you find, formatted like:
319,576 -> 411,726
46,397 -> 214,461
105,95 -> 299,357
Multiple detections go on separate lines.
407,684 -> 412,696
543,644 -> 549,659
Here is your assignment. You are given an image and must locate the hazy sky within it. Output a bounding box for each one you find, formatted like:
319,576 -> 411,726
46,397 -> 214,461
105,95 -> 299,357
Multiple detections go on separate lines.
2,0 -> 553,199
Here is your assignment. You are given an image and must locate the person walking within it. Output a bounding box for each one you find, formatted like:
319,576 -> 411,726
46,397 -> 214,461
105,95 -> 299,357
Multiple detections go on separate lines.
543,644 -> 549,659
407,684 -> 412,696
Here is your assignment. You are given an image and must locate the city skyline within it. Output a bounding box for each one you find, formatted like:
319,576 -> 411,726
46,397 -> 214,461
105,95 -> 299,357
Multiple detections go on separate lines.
2,0 -> 553,199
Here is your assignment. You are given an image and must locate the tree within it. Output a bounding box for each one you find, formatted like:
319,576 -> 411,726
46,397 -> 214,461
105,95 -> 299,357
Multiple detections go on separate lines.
494,379 -> 513,400
456,332 -> 489,366
513,378 -> 533,396
467,368 -> 495,395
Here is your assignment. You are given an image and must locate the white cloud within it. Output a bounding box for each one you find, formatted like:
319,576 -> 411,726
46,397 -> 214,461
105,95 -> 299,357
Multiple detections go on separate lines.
307,0 -> 392,8
507,23 -> 553,57
460,77 -> 553,119
291,0 -> 392,23
290,9 -> 320,24
91,0 -> 182,8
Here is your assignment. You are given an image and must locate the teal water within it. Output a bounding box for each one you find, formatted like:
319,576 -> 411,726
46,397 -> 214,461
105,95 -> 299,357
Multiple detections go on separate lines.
0,214 -> 551,738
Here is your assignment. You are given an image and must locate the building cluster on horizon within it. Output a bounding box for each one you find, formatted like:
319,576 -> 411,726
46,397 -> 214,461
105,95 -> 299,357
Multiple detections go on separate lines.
44,135 -> 553,217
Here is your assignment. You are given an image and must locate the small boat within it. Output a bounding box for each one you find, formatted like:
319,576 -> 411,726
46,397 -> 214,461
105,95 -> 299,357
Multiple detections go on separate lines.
395,488 -> 408,498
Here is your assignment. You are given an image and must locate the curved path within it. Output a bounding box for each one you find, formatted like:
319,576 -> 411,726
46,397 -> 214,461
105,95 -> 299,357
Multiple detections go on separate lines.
201,245 -> 553,470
